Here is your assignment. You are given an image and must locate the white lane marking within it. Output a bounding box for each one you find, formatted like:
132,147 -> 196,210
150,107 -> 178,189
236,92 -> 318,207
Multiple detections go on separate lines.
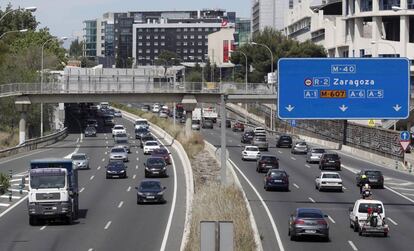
328,215 -> 336,224
229,159 -> 285,251
76,138 -> 79,143
136,151 -> 139,154
127,186 -> 131,192
343,186 -> 347,190
384,186 -> 414,204
97,166 -> 101,170
308,197 -> 316,203
104,134 -> 107,136
293,183 -> 299,189
90,175 -> 95,180
305,164 -> 311,168
136,157 -> 139,161
40,225 -> 47,231
0,203 -> 10,207
0,195 -> 28,218
348,240 -> 358,251
80,188 -> 85,193
80,133 -> 83,143
132,174 -> 136,179
106,141 -> 109,144
390,187 -> 414,191
64,144 -> 80,159
102,158 -> 105,162
9,189 -> 28,193
133,141 -> 136,144
104,152 -> 107,155
278,150 -> 282,154
106,146 -> 109,149
341,164 -> 359,174
104,221 -> 112,230
291,157 -> 296,160
10,178 -> 23,182
118,201 -> 124,208
387,217 -> 398,225
136,165 -> 139,170
88,249 -> 93,251
0,195 -> 21,199
401,192 -> 414,197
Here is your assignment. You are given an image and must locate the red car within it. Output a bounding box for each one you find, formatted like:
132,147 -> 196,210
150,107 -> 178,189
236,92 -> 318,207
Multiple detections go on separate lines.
151,148 -> 171,165
232,122 -> 245,132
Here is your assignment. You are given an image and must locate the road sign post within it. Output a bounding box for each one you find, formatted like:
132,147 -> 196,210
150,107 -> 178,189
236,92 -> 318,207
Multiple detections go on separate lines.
278,58 -> 410,119
400,130 -> 411,151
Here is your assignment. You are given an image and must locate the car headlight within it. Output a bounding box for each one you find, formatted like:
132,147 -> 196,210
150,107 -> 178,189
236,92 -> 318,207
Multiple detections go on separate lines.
157,191 -> 164,195
120,170 -> 125,173
145,167 -> 150,170
137,192 -> 144,196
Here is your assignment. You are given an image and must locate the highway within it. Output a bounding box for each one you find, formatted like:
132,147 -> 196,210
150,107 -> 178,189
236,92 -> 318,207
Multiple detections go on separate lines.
0,110 -> 187,251
201,124 -> 414,251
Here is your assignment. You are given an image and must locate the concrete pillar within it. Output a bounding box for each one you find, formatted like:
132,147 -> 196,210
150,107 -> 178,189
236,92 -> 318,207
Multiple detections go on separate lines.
220,94 -> 227,186
181,95 -> 198,138
400,15 -> 409,57
19,112 -> 27,145
371,16 -> 383,57
185,110 -> 192,137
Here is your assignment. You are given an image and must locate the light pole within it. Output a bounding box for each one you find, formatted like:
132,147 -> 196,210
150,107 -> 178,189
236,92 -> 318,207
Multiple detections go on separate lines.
251,41 -> 275,131
0,29 -> 28,40
230,49 -> 249,124
370,40 -> 397,57
0,6 -> 37,23
40,36 -> 67,137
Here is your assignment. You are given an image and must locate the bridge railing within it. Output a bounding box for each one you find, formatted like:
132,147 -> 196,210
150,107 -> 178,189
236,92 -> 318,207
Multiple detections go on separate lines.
0,81 -> 276,96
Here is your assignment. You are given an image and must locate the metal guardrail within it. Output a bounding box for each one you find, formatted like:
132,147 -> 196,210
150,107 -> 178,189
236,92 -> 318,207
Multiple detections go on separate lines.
0,82 -> 276,97
0,128 -> 68,158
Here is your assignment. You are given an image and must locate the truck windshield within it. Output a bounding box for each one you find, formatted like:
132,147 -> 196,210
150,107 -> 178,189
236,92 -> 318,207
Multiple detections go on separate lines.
30,174 -> 66,189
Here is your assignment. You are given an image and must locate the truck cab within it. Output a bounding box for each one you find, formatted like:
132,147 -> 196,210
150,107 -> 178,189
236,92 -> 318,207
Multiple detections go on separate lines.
28,159 -> 79,225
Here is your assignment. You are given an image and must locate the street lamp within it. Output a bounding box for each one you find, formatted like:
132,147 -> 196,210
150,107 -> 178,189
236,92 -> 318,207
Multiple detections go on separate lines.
0,29 -> 28,39
370,40 -> 397,57
40,36 -> 67,137
230,49 -> 249,124
391,5 -> 404,11
0,6 -> 37,23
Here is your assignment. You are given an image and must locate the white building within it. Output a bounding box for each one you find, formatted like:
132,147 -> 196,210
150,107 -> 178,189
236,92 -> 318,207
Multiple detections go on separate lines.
251,0 -> 293,35
207,28 -> 236,67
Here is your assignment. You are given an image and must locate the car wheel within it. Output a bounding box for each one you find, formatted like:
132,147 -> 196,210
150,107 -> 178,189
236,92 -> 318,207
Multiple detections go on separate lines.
384,232 -> 388,237
337,167 -> 341,171
290,233 -> 296,241
350,220 -> 353,228
353,220 -> 359,232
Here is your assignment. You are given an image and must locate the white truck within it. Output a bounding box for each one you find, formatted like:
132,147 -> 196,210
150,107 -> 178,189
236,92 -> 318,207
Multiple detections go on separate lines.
349,199 -> 389,237
202,107 -> 218,123
192,108 -> 202,130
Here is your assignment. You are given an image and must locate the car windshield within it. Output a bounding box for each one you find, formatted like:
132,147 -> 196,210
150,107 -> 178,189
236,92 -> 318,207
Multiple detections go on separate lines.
116,134 -> 127,138
111,148 -> 125,153
108,163 -> 124,170
147,158 -> 165,166
313,149 -> 325,153
136,121 -> 148,125
365,171 -> 382,176
192,120 -> 200,125
136,128 -> 147,133
146,142 -> 158,146
153,149 -> 168,155
116,140 -> 128,144
30,174 -> 66,189
246,147 -> 258,151
114,126 -> 124,130
72,155 -> 86,160
358,203 -> 383,213
280,136 -> 291,140
262,156 -> 277,162
140,181 -> 161,190
322,173 -> 340,179
324,154 -> 339,159
270,171 -> 286,178
255,137 -> 266,142
296,142 -> 306,146
297,210 -> 323,218
86,127 -> 95,131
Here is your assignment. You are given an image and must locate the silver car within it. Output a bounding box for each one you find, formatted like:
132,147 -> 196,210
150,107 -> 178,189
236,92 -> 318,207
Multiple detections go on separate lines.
115,139 -> 131,153
114,133 -> 128,142
291,141 -> 308,154
252,136 -> 269,151
110,146 -> 129,162
306,148 -> 326,163
71,153 -> 89,169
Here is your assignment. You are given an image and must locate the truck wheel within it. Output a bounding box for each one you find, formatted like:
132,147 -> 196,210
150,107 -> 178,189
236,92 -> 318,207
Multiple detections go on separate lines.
358,228 -> 363,236
384,232 -> 388,237
66,215 -> 73,225
353,220 -> 359,232
29,216 -> 38,226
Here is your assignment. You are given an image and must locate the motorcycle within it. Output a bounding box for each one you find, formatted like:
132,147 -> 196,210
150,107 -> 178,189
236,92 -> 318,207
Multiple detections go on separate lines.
362,189 -> 372,199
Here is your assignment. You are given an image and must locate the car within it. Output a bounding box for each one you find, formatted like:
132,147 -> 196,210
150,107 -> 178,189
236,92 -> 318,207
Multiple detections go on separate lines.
114,132 -> 128,142
115,138 -> 131,153
180,116 -> 186,123
202,119 -> 214,129
242,146 -> 261,161
113,110 -> 122,117
191,120 -> 201,130
144,157 -> 168,177
151,148 -> 171,165
109,146 -> 128,162
84,126 -> 97,137
71,153 -> 89,169
288,208 -> 330,241
232,122 -> 245,132
356,170 -> 384,188
134,119 -> 149,130
319,153 -> 341,171
106,161 -> 127,179
315,172 -> 343,192
306,148 -> 326,163
152,104 -> 160,113
136,179 -> 166,204
291,141 -> 308,154
241,131 -> 255,144
257,155 -> 279,173
349,199 -> 388,236
252,136 -> 269,151
143,140 -> 160,154
141,105 -> 150,112
159,111 -> 169,118
103,115 -> 115,126
112,125 -> 126,137
276,135 -> 292,148
140,134 -> 155,148
253,127 -> 266,136
86,119 -> 98,128
263,169 -> 289,191
135,127 -> 149,139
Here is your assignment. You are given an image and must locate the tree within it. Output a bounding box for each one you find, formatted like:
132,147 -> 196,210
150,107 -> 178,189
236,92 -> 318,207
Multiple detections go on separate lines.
0,4 -> 38,37
69,39 -> 83,58
155,50 -> 180,76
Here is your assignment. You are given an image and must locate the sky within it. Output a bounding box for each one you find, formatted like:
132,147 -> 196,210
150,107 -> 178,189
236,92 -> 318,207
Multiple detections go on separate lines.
1,0 -> 251,42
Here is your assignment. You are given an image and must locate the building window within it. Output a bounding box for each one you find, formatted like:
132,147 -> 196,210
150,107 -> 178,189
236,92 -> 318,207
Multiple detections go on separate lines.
198,28 -> 202,31
183,35 -> 188,39
138,49 -> 142,53
198,49 -> 202,53
176,41 -> 181,46
160,28 -> 165,32
190,35 -> 195,39
138,28 -> 143,32
177,35 -> 181,39
198,56 -> 202,60
146,56 -> 150,60
190,49 -> 194,53
138,36 -> 143,39
177,28 -> 181,32
146,35 -> 150,39
204,28 -> 209,31
154,35 -> 159,39
146,49 -> 150,53
183,42 -> 188,46
205,35 -> 209,39
161,42 -> 165,46
342,50 -> 349,57
360,0 -> 373,12
184,28 -> 188,32
205,42 -> 208,46
177,49 -> 181,53
380,0 -> 401,10
183,49 -> 188,53
146,42 -> 150,46
154,42 -> 159,46
154,49 -> 158,53
360,49 -> 365,57
184,56 -> 188,60
154,28 -> 158,32
198,41 -> 202,46
161,35 -> 165,39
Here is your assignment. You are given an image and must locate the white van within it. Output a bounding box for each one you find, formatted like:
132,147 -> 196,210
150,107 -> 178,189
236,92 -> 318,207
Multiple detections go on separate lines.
135,119 -> 149,130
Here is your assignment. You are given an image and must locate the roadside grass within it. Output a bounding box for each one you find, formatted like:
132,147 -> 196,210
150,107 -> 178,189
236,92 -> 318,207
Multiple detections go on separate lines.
113,103 -> 255,251
0,130 -> 18,150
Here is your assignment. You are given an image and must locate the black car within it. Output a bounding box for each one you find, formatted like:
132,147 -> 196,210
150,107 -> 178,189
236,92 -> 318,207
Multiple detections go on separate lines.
288,208 -> 329,241
136,179 -> 166,204
144,157 -> 168,177
140,134 -> 155,148
106,161 -> 127,179
241,131 -> 255,144
86,119 -> 98,128
356,170 -> 384,188
256,155 -> 279,173
135,127 -> 149,139
264,169 -> 289,191
276,135 -> 293,148
202,119 -> 214,129
319,153 -> 341,171
84,126 -> 97,137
